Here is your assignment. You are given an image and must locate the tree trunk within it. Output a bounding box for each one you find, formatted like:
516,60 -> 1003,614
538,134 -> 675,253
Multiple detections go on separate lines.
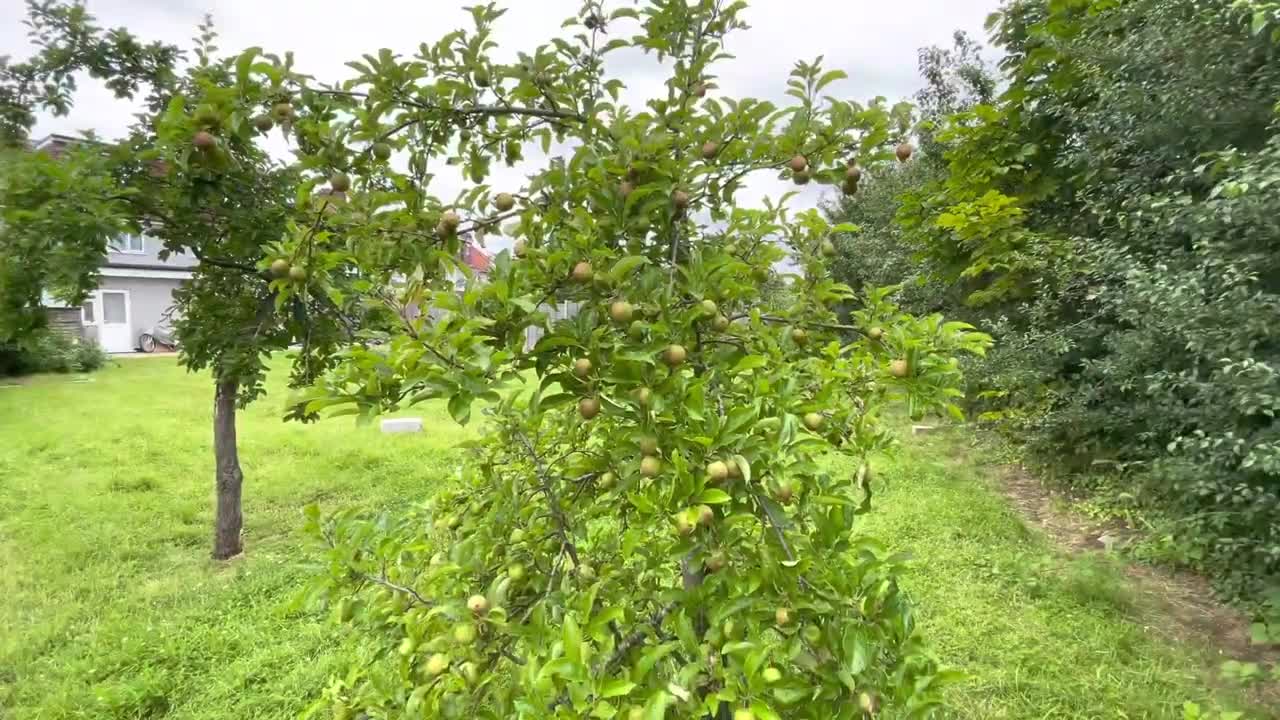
212,379 -> 244,560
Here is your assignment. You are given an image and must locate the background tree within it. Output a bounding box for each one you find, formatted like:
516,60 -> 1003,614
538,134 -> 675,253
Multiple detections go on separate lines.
0,142 -> 125,350
4,6 -> 366,559
163,0 -> 998,717
822,32 -> 995,317
895,0 -> 1280,604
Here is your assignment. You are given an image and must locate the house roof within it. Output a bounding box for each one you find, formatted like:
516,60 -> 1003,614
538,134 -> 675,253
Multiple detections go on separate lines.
32,134 -> 83,159
463,241 -> 492,274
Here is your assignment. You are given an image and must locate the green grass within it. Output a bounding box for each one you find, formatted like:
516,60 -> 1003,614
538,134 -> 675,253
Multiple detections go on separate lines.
0,358 -> 467,719
848,429 -> 1259,719
0,360 -> 1256,719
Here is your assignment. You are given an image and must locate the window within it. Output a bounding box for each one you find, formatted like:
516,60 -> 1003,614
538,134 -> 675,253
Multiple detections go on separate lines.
102,293 -> 127,324
109,233 -> 145,254
82,298 -> 96,324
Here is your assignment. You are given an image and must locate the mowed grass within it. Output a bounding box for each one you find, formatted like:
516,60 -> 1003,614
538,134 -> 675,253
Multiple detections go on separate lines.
0,359 -> 1257,719
0,357 -> 469,719
845,429 -> 1261,719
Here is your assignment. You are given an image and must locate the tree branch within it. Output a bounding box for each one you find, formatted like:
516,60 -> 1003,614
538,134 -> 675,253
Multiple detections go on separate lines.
308,87 -> 585,121
750,488 -> 811,592
514,429 -> 580,569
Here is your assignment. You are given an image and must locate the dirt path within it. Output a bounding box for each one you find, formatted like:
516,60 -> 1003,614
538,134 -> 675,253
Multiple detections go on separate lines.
993,459 -> 1279,707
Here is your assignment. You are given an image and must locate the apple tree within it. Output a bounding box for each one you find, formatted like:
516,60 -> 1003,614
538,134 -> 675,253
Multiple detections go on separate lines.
241,1 -> 993,717
3,6 -> 371,559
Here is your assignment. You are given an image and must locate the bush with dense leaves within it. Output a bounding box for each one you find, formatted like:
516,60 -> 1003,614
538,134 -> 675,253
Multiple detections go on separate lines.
891,0 -> 1280,603
0,330 -> 107,376
264,1 -> 991,717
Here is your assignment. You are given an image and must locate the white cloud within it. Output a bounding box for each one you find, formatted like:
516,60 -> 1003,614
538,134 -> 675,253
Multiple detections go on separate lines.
4,0 -> 1000,235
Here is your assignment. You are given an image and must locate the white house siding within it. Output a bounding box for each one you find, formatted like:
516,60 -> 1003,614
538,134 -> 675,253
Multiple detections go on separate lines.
94,276 -> 184,350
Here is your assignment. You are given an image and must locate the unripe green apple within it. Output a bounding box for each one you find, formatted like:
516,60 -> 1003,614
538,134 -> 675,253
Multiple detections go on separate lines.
425,652 -> 449,676
775,481 -> 795,504
640,456 -> 662,477
696,504 -> 715,526
663,344 -> 687,367
674,512 -> 694,536
578,397 -> 601,420
706,460 -> 729,483
610,300 -> 634,323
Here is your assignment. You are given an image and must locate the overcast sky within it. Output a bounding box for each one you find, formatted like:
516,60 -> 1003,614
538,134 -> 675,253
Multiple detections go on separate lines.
3,0 -> 1003,234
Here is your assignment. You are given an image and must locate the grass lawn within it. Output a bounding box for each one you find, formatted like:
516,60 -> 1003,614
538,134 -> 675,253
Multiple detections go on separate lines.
0,359 -> 1260,718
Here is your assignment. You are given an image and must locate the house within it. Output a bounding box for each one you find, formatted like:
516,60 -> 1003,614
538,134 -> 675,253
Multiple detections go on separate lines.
34,135 -> 197,353
82,231 -> 199,353
35,135 -> 494,353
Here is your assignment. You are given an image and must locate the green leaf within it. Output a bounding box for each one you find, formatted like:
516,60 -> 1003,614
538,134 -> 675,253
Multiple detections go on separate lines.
235,47 -> 261,88
564,613 -> 583,664
814,69 -> 848,92
610,255 -> 649,280
750,700 -> 781,720
633,643 -> 678,681
697,489 -> 732,504
600,679 -> 636,699
447,393 -> 472,425
1252,10 -> 1270,35
732,355 -> 767,373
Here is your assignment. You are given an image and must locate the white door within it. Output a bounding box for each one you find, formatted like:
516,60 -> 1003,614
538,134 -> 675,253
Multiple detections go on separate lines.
97,290 -> 133,353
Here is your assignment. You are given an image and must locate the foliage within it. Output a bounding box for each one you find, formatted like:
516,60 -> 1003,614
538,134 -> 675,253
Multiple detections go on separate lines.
0,0 -> 180,148
5,359 -> 1261,719
0,144 -> 128,344
0,328 -> 106,376
118,0 -> 998,717
5,3 -> 379,557
822,32 -> 995,318
895,0 -> 1280,604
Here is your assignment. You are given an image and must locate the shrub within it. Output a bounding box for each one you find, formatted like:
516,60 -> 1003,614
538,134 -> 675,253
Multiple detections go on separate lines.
279,1 -> 992,716
890,0 -> 1280,604
0,330 -> 107,376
